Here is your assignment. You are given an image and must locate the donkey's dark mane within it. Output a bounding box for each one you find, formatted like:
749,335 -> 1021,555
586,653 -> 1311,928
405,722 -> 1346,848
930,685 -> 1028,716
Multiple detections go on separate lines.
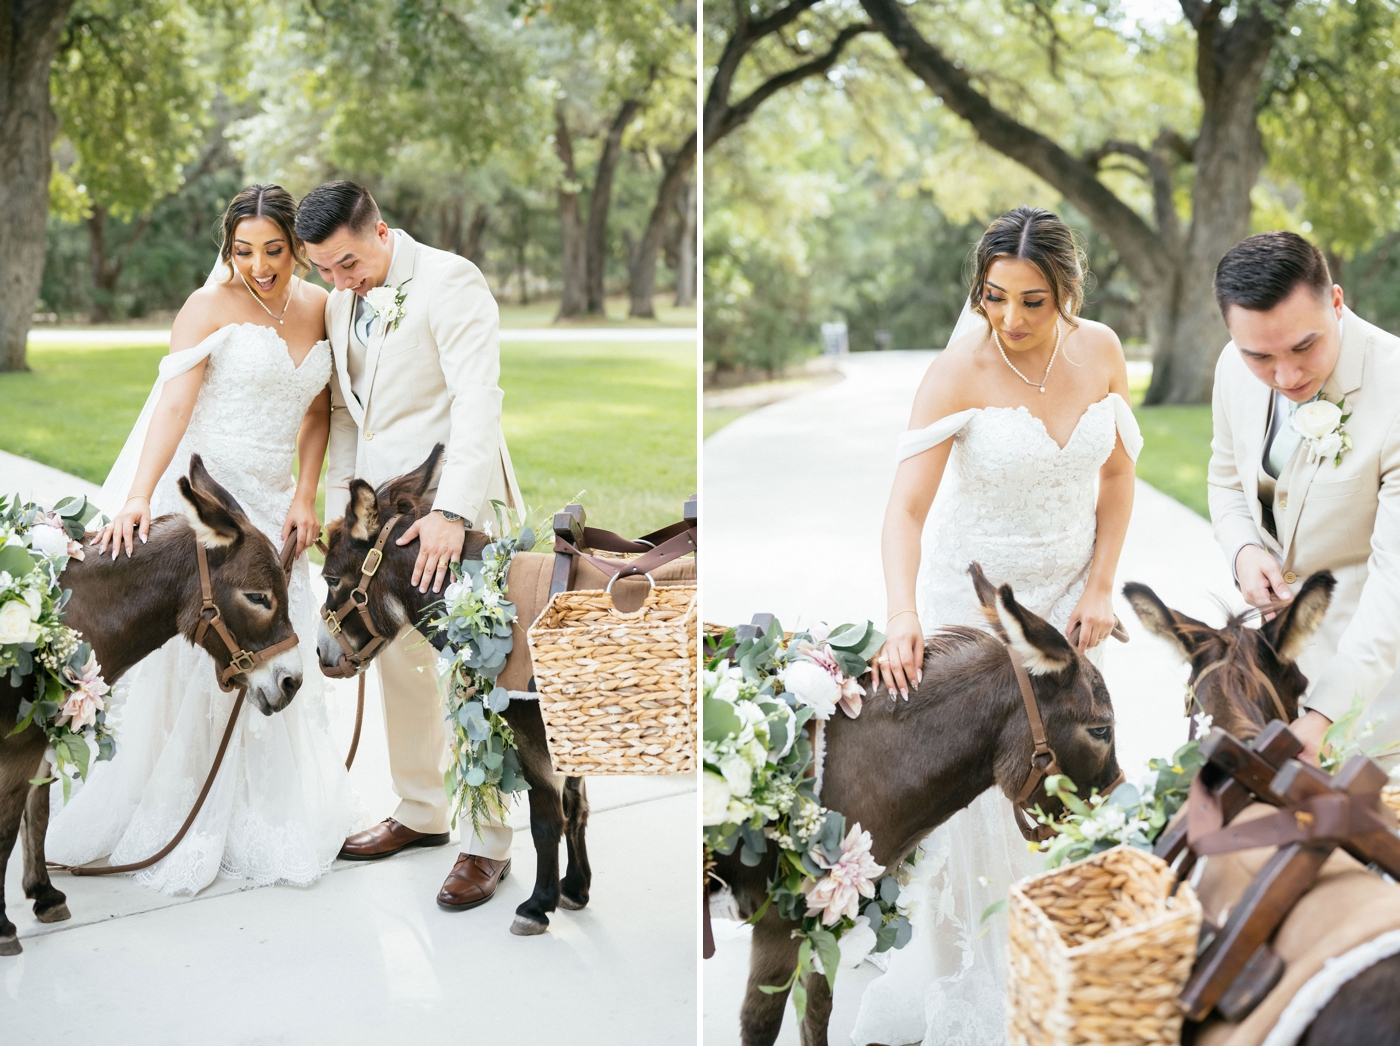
1179,604 -> 1287,733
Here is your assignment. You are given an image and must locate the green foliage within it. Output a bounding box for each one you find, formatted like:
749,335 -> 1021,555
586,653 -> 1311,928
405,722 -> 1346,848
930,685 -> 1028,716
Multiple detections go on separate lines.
51,0 -> 216,219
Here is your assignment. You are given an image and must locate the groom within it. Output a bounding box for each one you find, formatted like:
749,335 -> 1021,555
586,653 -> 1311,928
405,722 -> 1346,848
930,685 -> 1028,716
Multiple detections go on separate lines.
296,181 -> 525,909
1208,231 -> 1400,767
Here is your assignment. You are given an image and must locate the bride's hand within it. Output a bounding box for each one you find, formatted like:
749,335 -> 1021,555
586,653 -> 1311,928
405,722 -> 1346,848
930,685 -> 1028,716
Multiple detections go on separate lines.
1066,587 -> 1114,652
876,610 -> 923,700
96,497 -> 151,558
282,498 -> 322,558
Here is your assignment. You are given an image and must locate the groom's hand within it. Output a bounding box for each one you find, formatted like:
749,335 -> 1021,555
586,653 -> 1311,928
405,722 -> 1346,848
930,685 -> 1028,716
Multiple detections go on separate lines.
399,510 -> 465,594
1236,544 -> 1292,618
1291,708 -> 1333,767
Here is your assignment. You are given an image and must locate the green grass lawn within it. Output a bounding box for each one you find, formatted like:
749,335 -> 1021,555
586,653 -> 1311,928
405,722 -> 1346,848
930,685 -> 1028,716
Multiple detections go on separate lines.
1129,373 -> 1212,518
1,340 -> 696,541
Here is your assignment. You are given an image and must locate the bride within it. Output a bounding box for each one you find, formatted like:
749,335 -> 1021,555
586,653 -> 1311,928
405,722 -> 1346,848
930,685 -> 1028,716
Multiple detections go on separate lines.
46,184 -> 361,895
854,207 -> 1141,1045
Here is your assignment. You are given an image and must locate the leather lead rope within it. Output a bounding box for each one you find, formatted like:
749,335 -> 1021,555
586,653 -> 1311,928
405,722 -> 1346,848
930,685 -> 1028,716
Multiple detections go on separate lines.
53,534 -> 302,877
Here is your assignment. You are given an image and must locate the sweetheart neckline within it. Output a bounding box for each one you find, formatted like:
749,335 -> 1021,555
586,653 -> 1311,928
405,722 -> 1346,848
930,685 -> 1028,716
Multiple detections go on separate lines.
977,394 -> 1120,453
221,321 -> 329,373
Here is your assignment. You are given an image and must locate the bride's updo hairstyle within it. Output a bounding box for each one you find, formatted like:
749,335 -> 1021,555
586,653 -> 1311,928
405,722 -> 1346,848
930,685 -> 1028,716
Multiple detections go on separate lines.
216,184 -> 309,279
968,206 -> 1086,331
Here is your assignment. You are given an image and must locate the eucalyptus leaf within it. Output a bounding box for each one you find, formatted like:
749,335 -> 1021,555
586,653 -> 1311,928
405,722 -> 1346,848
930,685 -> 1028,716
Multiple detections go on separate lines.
465,765 -> 486,787
0,545 -> 34,577
488,686 -> 511,712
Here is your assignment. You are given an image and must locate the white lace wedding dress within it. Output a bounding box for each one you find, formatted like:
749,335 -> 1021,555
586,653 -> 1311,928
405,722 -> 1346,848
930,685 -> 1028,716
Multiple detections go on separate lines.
46,322 -> 363,896
850,392 -> 1142,1046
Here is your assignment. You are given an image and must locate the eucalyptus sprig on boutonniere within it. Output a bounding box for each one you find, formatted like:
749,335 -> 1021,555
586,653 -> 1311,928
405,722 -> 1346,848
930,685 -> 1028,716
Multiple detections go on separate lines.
365,278 -> 411,335
1293,396 -> 1353,467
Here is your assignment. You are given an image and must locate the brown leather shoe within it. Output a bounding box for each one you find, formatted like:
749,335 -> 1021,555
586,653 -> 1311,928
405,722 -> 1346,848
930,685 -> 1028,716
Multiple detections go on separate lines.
339,818 -> 450,861
437,854 -> 511,911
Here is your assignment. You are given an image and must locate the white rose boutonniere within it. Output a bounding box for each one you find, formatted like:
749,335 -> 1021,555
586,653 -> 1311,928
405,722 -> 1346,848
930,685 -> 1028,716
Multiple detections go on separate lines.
364,279 -> 411,334
1292,396 -> 1353,467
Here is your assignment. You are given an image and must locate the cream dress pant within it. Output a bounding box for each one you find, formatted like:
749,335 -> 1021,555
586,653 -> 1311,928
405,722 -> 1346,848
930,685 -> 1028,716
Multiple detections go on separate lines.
376,623 -> 514,860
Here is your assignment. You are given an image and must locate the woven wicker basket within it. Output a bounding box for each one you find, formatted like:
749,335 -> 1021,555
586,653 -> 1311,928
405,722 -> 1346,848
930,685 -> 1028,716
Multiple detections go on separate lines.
527,584 -> 697,775
1006,845 -> 1202,1046
1383,786 -> 1400,820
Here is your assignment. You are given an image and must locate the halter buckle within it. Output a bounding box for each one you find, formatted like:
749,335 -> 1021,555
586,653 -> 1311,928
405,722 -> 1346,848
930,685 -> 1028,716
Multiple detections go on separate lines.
324,610 -> 343,635
362,548 -> 384,577
230,650 -> 257,674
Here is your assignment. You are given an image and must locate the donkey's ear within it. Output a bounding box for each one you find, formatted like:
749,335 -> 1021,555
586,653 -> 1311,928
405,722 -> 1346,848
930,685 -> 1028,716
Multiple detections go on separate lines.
177,455 -> 242,547
968,563 -> 1000,624
1265,571 -> 1335,664
1122,582 -> 1210,662
346,480 -> 380,542
996,584 -> 1075,676
399,443 -> 445,497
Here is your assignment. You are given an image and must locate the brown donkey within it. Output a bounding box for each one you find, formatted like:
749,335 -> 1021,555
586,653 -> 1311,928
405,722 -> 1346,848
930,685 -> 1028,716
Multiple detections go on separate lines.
315,445 -> 693,936
0,455 -> 301,955
1124,574 -> 1400,1045
713,565 -> 1122,1046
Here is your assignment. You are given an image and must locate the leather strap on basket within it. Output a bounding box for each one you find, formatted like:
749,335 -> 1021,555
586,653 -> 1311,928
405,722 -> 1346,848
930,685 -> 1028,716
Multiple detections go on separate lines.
553,525 -> 696,584
319,514 -> 403,679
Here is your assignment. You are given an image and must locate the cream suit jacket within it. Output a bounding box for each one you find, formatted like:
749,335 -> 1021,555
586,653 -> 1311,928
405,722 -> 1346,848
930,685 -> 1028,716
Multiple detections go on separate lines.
1208,306 -> 1400,739
324,231 -> 523,525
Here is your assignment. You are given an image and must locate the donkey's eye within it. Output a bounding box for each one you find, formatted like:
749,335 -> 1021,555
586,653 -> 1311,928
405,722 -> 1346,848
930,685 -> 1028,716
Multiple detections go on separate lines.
244,593 -> 272,609
323,576 -> 340,587
1088,725 -> 1112,742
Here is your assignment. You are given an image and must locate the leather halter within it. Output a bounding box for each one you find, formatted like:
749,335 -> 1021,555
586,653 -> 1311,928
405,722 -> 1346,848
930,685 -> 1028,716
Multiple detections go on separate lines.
1005,643 -> 1127,843
319,514 -> 403,678
1188,655 -> 1289,738
194,540 -> 300,692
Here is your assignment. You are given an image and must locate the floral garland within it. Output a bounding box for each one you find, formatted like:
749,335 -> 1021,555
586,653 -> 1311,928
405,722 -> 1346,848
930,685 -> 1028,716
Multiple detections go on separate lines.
1,494 -> 115,798
425,506 -> 538,837
703,619 -> 912,1018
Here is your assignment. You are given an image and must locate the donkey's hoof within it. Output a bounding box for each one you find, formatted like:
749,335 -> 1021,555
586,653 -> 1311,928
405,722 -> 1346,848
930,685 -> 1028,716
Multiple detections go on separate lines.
510,914 -> 549,936
558,894 -> 588,911
34,902 -> 70,924
0,936 -> 20,957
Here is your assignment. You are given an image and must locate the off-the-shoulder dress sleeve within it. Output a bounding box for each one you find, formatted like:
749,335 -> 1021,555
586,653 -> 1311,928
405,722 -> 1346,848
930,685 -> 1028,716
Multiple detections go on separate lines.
895,408 -> 979,463
1106,392 -> 1143,462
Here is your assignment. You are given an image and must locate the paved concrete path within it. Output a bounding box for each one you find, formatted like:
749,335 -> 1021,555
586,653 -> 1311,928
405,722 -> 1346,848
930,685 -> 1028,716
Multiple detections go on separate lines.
702,351 -> 1245,1045
27,327 -> 696,345
3,463 -> 696,1045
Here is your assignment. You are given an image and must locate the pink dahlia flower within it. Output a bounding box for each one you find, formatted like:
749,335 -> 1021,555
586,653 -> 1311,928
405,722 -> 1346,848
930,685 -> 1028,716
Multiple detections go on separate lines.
57,652 -> 110,731
803,822 -> 885,926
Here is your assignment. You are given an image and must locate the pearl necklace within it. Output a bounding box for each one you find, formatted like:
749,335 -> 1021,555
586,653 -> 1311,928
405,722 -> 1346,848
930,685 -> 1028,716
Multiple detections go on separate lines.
238,269 -> 295,326
993,319 -> 1061,393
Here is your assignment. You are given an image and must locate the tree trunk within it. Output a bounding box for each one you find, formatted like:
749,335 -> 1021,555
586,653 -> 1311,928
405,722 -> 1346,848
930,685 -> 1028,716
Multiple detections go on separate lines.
463,203 -> 489,262
0,1 -> 75,372
585,97 -> 642,316
673,176 -> 696,308
555,102 -> 587,320
88,206 -> 118,322
859,0 -> 1289,405
629,132 -> 697,319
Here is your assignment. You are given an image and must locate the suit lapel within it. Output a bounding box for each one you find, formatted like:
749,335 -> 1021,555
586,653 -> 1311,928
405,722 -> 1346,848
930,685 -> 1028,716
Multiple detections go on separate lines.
1242,372 -> 1271,518
332,290 -> 364,427
359,231 -> 419,418
1279,307 -> 1367,558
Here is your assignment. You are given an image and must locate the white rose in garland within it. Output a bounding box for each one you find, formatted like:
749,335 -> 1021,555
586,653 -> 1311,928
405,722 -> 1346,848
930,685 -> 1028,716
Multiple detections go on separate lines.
781,659 -> 841,719
0,600 -> 30,644
1292,397 -> 1353,466
703,770 -> 733,825
28,525 -> 71,559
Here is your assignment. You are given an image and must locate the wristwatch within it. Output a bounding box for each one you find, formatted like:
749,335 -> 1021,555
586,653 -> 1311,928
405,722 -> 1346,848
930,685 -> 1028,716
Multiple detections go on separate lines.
435,510 -> 465,524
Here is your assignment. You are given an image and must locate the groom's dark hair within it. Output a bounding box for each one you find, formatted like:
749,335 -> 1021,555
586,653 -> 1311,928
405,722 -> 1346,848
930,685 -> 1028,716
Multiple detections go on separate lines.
1214,231 -> 1332,316
294,181 -> 381,244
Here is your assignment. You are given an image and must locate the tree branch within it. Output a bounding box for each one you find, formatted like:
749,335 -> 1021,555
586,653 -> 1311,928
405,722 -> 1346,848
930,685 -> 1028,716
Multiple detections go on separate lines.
859,0 -> 1170,285
706,21 -> 871,147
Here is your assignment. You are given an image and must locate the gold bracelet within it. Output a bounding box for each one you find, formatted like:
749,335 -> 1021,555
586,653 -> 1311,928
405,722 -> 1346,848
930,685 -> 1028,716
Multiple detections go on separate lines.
887,609 -> 920,625
126,495 -> 150,504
